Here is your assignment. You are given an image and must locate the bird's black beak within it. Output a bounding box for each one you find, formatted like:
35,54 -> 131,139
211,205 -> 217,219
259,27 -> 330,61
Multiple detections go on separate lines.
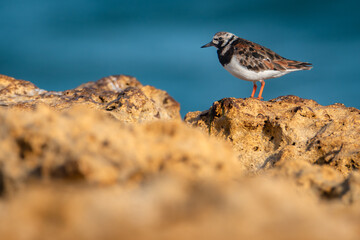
201,42 -> 214,48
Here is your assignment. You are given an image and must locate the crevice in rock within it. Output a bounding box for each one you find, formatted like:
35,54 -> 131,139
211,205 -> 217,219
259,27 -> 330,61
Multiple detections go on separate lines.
50,161 -> 85,181
16,137 -> 33,159
345,158 -> 360,171
314,144 -> 343,165
260,149 -> 284,169
320,177 -> 350,200
306,121 -> 333,151
262,120 -> 283,151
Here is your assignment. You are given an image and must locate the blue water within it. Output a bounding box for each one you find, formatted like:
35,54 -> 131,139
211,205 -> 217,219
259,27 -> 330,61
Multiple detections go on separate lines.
1,0 -> 359,116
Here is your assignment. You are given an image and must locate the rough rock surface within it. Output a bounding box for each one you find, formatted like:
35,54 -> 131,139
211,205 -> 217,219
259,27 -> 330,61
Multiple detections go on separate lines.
1,74 -> 360,240
185,96 -> 360,173
0,74 -> 180,122
185,96 -> 360,202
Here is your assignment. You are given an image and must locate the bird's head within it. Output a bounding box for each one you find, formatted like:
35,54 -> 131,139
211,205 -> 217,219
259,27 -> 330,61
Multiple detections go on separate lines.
201,32 -> 236,49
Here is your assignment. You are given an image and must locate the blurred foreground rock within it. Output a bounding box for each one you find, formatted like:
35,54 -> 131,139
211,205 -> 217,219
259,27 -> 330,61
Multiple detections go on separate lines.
0,106 -> 239,195
0,74 -> 360,240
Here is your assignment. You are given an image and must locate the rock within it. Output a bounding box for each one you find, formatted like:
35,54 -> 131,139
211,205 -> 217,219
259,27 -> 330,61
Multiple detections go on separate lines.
185,96 -> 360,202
0,106 -> 240,195
185,96 -> 360,174
0,74 -> 180,122
0,175 -> 359,240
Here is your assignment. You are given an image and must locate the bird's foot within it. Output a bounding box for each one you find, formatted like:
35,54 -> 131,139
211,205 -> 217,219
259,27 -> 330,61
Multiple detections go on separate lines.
249,96 -> 262,100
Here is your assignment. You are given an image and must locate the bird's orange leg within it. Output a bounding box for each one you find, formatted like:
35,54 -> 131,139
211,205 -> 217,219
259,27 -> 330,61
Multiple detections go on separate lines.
250,82 -> 257,98
257,80 -> 265,100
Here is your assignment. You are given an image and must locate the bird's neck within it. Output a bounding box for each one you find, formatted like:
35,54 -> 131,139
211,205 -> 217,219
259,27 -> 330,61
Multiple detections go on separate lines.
217,38 -> 238,66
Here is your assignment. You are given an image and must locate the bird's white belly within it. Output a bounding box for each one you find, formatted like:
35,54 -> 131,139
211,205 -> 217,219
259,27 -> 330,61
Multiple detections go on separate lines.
223,56 -> 290,82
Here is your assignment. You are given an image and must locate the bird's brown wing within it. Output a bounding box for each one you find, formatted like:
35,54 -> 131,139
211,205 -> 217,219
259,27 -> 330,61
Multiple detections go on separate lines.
233,38 -> 312,72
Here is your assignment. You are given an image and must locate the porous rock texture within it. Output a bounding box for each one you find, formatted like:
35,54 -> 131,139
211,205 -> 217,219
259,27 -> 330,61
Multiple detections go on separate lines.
1,74 -> 360,240
0,74 -> 180,122
185,96 -> 360,202
185,96 -> 360,173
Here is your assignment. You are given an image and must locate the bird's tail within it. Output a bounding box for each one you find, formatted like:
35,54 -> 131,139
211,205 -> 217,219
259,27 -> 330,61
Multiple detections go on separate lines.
287,60 -> 313,70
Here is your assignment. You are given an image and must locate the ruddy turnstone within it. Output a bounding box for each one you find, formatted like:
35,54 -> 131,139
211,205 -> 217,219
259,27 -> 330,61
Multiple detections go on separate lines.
201,32 -> 312,100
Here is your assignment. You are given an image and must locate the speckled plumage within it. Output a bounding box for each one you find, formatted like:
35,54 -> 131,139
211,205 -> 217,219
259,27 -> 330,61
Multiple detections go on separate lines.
201,32 -> 312,99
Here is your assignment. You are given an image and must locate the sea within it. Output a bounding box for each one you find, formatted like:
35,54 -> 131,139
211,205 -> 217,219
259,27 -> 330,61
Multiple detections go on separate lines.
1,0 -> 359,116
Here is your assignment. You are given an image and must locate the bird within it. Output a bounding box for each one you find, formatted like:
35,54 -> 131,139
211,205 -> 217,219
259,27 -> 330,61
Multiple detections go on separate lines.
201,32 -> 312,100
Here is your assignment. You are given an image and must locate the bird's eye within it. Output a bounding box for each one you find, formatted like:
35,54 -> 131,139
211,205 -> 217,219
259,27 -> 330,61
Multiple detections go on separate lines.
219,37 -> 223,41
